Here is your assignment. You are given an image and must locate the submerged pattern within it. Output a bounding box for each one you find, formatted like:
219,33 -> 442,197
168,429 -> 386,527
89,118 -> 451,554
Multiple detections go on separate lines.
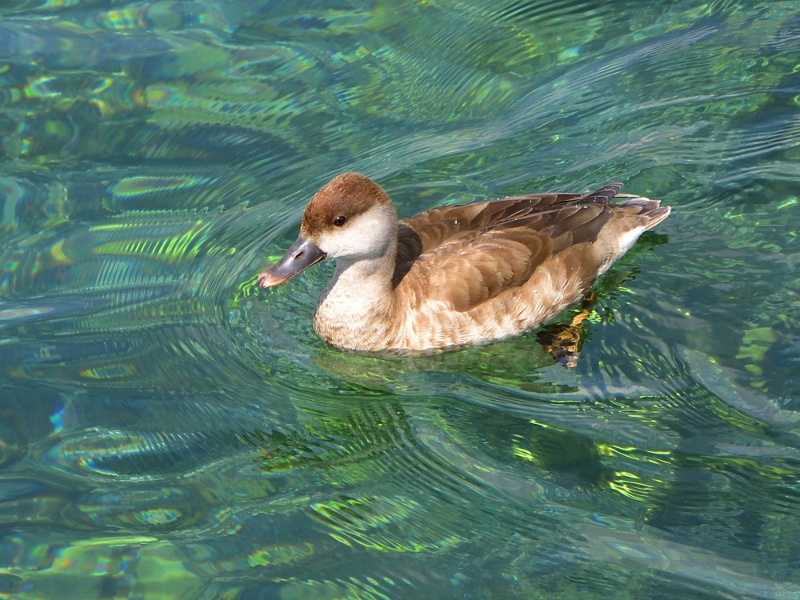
1,0 -> 800,598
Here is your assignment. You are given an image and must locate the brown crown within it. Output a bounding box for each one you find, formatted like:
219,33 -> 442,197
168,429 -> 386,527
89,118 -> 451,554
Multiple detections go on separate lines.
300,173 -> 391,237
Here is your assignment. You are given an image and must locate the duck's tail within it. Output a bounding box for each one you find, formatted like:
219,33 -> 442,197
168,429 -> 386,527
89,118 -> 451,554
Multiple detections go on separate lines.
582,183 -> 671,230
614,195 -> 671,230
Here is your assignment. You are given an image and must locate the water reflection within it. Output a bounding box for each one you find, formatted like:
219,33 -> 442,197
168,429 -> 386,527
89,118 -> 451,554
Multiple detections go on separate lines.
1,0 -> 800,598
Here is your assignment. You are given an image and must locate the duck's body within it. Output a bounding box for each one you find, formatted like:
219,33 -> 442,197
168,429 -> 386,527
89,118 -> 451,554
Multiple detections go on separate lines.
259,173 -> 670,353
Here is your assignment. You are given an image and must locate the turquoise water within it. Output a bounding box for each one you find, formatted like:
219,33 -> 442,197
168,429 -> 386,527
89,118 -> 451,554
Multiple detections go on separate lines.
1,0 -> 800,597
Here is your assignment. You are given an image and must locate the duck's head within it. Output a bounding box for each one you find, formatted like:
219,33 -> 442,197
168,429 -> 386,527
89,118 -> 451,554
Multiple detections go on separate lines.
258,173 -> 397,288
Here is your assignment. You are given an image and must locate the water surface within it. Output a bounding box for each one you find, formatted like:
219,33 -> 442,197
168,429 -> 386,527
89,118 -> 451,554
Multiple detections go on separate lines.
1,0 -> 800,598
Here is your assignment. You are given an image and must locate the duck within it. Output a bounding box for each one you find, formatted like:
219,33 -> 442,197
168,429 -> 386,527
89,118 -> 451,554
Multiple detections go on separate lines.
258,173 -> 670,353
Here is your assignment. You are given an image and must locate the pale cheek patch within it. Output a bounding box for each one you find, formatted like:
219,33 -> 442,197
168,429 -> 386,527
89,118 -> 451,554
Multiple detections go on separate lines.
317,205 -> 396,259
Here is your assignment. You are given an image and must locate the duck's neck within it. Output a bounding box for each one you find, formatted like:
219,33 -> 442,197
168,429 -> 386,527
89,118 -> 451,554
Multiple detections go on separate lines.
314,240 -> 398,350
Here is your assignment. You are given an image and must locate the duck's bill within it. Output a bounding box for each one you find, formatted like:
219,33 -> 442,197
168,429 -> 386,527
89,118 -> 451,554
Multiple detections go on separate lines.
258,236 -> 326,288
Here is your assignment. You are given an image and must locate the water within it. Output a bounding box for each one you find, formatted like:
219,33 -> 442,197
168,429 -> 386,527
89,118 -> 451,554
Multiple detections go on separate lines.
1,0 -> 799,598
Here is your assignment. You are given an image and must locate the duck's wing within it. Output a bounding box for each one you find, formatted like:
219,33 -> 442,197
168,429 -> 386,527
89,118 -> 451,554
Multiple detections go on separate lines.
397,193 -> 577,255
396,226 -> 552,311
394,185 -> 628,311
394,192 -> 584,286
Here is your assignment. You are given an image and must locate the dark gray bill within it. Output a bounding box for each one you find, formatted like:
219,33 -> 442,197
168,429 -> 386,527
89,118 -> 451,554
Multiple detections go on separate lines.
258,236 -> 326,288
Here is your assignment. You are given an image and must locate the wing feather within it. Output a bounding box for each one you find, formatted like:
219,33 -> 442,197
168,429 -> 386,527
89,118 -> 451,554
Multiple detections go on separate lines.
400,228 -> 553,311
393,186 -> 622,311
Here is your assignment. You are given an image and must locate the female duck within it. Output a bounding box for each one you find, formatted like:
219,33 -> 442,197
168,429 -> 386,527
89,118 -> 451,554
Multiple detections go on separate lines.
258,173 -> 669,352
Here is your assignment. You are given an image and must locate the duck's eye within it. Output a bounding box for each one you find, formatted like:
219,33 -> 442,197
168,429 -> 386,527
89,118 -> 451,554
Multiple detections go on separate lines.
333,215 -> 347,227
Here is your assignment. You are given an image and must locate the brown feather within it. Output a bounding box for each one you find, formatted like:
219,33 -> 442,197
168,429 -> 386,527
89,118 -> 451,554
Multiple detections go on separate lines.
401,228 -> 553,311
394,193 -> 585,286
393,192 -> 614,312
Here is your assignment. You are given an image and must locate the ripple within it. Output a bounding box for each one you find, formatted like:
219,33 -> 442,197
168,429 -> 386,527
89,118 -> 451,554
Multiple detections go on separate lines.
42,428 -> 240,480
2,0 -> 800,597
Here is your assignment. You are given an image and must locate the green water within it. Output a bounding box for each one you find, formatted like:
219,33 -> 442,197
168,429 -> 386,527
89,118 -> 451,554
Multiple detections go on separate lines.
1,0 -> 800,598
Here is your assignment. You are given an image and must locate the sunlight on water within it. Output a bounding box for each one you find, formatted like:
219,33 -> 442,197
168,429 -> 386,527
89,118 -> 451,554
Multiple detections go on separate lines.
1,0 -> 800,598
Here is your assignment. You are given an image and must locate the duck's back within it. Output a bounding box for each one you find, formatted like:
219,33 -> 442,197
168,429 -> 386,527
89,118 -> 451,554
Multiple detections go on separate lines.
389,185 -> 669,350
